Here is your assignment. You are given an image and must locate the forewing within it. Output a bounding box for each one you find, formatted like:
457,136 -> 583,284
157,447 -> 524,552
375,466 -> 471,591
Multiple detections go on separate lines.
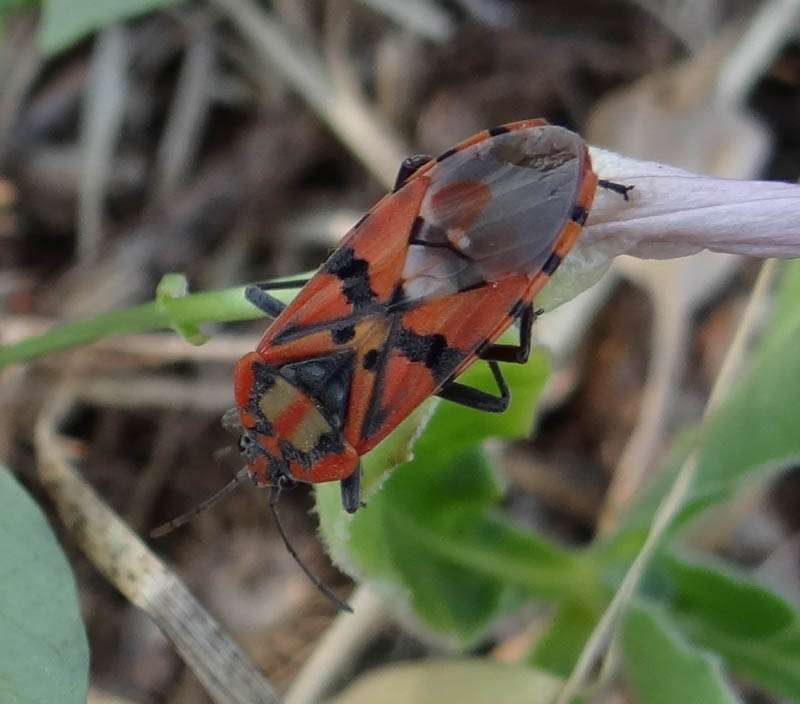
348,276 -> 530,454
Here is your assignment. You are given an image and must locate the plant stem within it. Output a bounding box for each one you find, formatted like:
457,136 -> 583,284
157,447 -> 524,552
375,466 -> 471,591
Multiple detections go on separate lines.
0,285 -> 286,369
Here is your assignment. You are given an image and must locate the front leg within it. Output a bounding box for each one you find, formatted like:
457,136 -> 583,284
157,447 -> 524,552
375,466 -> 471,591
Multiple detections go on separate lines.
598,179 -> 634,201
245,278 -> 310,317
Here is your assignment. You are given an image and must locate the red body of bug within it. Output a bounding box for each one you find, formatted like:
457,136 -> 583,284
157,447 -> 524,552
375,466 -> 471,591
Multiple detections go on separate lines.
233,119 -> 609,512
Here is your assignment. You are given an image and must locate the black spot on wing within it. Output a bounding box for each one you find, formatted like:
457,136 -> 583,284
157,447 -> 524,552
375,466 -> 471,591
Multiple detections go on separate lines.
332,325 -> 355,344
395,326 -> 465,385
324,247 -> 376,308
509,299 -> 527,319
541,252 -> 562,275
488,125 -> 510,136
363,349 -> 380,370
570,204 -> 588,225
436,147 -> 457,162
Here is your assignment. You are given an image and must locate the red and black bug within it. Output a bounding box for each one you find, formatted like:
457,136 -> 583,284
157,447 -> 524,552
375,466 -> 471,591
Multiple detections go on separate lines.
152,119 -> 631,609
230,119 -> 631,513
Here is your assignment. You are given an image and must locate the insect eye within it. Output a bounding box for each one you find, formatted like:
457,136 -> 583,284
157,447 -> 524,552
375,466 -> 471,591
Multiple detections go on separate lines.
238,433 -> 253,452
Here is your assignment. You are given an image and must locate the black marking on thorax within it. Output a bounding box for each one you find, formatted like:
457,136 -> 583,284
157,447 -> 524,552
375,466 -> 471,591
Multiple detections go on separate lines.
247,361 -> 278,435
280,351 -> 355,430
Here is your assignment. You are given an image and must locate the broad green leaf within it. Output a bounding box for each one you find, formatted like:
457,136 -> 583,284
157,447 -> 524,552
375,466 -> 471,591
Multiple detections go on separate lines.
0,465 -> 88,704
39,0 -> 178,54
664,553 -> 800,701
0,0 -> 38,16
622,604 -> 741,704
328,658 -> 562,704
318,351 -> 591,639
529,601 -> 598,677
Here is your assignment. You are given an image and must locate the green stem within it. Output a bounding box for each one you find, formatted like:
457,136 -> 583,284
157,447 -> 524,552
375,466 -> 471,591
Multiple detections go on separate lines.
0,285 -> 296,369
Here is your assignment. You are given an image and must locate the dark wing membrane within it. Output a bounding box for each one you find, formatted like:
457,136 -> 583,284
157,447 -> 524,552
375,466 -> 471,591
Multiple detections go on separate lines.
400,125 -> 587,304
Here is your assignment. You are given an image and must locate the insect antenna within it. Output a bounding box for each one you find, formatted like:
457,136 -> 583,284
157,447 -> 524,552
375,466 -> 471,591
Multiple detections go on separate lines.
150,467 -> 251,538
269,482 -> 352,613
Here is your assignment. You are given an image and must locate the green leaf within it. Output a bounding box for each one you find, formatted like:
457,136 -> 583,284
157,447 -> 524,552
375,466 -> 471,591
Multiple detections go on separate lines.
622,604 -> 741,704
0,283 -> 285,369
663,552 -> 800,701
38,0 -> 179,54
614,260 -> 800,543
529,601 -> 598,677
0,465 -> 88,704
328,658 -> 562,704
0,0 -> 38,17
319,350 -> 591,640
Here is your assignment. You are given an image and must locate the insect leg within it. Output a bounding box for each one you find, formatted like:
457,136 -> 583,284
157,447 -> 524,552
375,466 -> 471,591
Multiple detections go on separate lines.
393,155 -> 433,191
477,304 -> 535,364
339,464 -> 363,513
244,278 -> 310,317
436,360 -> 510,413
598,179 -> 634,201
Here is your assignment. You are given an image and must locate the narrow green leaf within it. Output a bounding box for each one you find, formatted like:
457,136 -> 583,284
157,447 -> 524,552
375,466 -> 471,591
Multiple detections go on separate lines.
664,553 -> 800,701
0,466 -> 89,704
622,604 -> 741,704
0,283 -> 293,369
529,601 -> 598,677
529,601 -> 602,678
39,0 -> 179,54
